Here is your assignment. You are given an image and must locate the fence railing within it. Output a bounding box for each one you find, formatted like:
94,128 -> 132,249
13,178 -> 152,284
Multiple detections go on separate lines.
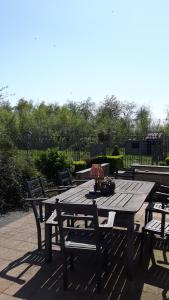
1,133 -> 169,167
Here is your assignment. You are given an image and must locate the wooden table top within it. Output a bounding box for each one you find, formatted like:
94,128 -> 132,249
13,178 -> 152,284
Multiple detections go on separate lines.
43,179 -> 155,214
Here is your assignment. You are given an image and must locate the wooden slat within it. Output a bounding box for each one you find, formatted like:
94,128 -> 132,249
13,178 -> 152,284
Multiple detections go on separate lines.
108,193 -> 128,207
43,179 -> 155,214
65,241 -> 96,251
145,219 -> 169,235
63,226 -> 94,232
123,193 -> 146,211
118,193 -> 133,207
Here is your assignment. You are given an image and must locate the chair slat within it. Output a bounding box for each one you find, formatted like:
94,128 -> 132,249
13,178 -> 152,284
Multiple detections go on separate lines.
65,241 -> 96,251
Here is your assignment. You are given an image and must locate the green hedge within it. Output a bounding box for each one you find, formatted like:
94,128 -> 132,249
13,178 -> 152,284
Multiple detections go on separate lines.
73,161 -> 87,173
165,157 -> 169,165
89,155 -> 123,173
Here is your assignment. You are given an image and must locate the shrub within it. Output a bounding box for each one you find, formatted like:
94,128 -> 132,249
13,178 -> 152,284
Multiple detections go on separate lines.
0,154 -> 38,213
112,145 -> 120,156
35,148 -> 71,182
89,155 -> 123,174
73,160 -> 87,173
165,157 -> 169,166
159,161 -> 165,166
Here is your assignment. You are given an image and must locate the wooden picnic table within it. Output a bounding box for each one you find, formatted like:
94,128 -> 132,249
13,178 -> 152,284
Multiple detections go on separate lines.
43,179 -> 155,278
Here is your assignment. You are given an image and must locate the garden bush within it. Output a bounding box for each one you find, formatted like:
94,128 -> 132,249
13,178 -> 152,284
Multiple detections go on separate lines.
112,145 -> 120,156
35,148 -> 72,183
89,155 -> 123,174
0,137 -> 38,212
165,157 -> 169,166
73,160 -> 87,173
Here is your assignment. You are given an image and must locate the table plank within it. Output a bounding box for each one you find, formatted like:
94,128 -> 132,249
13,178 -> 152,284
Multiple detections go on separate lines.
43,179 -> 155,214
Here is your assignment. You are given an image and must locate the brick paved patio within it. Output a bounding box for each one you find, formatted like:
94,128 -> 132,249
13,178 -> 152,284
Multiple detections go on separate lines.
0,205 -> 169,300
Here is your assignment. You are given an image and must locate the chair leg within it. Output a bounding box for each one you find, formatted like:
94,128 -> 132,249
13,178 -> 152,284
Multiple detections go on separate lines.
104,249 -> 108,273
163,240 -> 168,264
150,233 -> 154,253
140,229 -> 144,263
69,253 -> 74,271
63,253 -> 68,290
85,219 -> 88,228
96,252 -> 102,293
71,219 -> 75,227
55,225 -> 58,243
45,224 -> 52,262
36,220 -> 42,251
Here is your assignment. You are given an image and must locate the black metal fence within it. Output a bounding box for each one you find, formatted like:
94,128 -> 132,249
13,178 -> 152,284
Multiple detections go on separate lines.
1,132 -> 169,167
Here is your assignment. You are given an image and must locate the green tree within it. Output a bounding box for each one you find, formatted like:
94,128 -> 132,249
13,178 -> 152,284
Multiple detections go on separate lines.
135,106 -> 152,136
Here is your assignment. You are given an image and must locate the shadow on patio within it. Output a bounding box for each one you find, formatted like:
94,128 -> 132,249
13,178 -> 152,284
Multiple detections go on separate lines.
1,229 -> 169,300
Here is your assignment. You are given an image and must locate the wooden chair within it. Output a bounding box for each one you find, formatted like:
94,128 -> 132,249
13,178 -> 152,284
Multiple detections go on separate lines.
26,177 -> 66,250
45,199 -> 116,292
57,169 -> 88,189
140,205 -> 169,261
57,170 -> 89,227
115,168 -> 135,180
145,185 -> 169,225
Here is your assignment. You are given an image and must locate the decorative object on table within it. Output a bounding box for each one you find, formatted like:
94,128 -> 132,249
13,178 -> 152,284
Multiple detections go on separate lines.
90,164 -> 104,192
99,177 -> 116,196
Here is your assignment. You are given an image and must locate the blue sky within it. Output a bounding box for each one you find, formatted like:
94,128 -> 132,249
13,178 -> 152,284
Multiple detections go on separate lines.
0,0 -> 169,120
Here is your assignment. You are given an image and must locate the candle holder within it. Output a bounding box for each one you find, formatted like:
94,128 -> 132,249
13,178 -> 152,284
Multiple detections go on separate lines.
90,164 -> 104,194
99,177 -> 116,196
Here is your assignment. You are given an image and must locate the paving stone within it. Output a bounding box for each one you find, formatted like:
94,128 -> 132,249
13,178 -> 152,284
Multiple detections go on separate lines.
0,293 -> 23,300
0,278 -> 14,293
0,209 -> 169,300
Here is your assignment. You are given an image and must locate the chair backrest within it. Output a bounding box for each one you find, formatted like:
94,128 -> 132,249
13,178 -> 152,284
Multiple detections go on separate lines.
157,209 -> 169,238
26,177 -> 47,198
26,177 -> 47,222
56,199 -> 100,250
115,168 -> 135,180
57,170 -> 72,186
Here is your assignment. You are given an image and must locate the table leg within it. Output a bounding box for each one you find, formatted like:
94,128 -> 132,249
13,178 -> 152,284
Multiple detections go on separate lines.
126,214 -> 134,279
45,204 -> 53,263
45,224 -> 52,262
45,203 -> 51,220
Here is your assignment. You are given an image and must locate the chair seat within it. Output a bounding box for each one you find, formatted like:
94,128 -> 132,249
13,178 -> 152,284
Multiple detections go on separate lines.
65,241 -> 96,251
115,169 -> 135,180
145,219 -> 169,235
65,228 -> 110,252
146,202 -> 169,212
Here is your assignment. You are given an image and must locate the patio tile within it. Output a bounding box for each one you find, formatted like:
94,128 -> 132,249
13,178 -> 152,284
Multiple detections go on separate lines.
0,247 -> 26,261
0,209 -> 169,300
141,291 -> 158,300
0,294 -> 23,300
0,278 -> 13,293
3,265 -> 41,297
3,283 -> 25,297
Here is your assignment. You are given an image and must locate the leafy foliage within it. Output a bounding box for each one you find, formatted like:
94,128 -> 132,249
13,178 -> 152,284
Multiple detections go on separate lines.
165,157 -> 169,166
35,148 -> 71,182
0,88 -> 164,152
112,145 -> 120,156
0,87 -> 167,211
0,137 -> 38,213
73,161 -> 87,173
